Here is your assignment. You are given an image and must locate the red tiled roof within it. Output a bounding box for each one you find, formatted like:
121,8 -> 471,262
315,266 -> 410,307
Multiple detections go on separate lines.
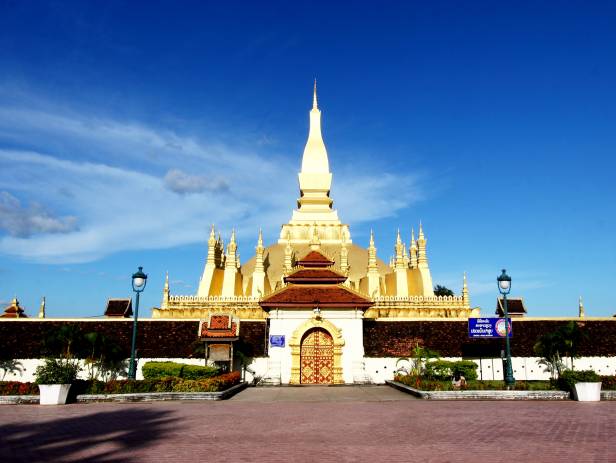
296,250 -> 334,267
260,284 -> 373,308
1,300 -> 26,318
209,315 -> 230,329
104,299 -> 132,317
284,268 -> 347,284
200,315 -> 238,338
496,297 -> 527,317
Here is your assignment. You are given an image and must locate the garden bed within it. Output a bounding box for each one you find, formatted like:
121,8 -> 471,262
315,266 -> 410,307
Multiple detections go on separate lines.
387,380 -> 570,400
0,370 -> 244,404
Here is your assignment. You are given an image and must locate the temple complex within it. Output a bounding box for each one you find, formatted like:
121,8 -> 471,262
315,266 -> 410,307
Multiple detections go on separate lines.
153,83 -> 477,383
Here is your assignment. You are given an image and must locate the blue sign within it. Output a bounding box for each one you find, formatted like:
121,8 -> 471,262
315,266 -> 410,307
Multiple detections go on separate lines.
469,318 -> 512,338
269,335 -> 285,347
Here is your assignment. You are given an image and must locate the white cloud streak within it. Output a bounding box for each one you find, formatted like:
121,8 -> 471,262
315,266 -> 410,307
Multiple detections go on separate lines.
0,99 -> 425,263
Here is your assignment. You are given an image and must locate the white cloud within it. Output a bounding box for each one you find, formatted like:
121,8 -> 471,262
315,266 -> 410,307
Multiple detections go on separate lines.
0,191 -> 78,237
163,169 -> 228,195
0,99 -> 426,263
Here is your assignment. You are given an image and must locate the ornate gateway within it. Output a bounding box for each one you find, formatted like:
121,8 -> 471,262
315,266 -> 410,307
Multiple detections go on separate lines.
300,328 -> 334,384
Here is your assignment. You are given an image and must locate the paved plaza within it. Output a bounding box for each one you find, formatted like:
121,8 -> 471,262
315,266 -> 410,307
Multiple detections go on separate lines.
1,386 -> 615,462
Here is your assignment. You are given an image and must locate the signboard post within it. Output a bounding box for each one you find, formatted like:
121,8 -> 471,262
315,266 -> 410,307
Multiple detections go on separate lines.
468,318 -> 512,339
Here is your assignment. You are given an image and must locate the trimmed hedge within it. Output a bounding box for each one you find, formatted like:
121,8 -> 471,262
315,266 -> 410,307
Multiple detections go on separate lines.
71,371 -> 241,395
424,360 -> 479,381
141,361 -> 220,380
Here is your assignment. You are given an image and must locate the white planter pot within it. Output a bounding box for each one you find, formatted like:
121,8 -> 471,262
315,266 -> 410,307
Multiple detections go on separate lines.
573,382 -> 602,402
39,384 -> 72,405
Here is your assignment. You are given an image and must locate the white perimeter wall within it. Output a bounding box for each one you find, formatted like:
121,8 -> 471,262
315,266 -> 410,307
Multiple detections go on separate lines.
5,356 -> 616,384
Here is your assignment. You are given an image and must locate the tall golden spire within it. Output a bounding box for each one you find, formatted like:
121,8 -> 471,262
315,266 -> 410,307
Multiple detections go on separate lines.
462,272 -> 469,306
368,229 -> 378,270
410,228 -> 418,269
417,221 -> 428,267
395,229 -> 405,269
255,229 -> 265,273
207,225 -> 216,265
300,81 -> 330,174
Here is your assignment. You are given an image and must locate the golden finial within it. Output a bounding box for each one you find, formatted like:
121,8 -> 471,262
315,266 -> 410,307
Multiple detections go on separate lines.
313,78 -> 318,109
257,228 -> 263,247
419,221 -> 425,240
369,229 -> 375,247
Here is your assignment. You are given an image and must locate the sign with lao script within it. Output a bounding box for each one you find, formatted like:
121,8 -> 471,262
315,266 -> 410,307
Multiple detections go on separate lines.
269,335 -> 285,347
468,317 -> 512,338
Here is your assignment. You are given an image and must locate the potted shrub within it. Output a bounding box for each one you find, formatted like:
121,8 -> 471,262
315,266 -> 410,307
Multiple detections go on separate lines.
35,359 -> 81,405
559,369 -> 602,401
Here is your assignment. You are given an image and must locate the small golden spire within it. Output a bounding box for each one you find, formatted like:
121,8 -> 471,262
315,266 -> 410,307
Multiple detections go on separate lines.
418,221 -> 425,240
257,228 -> 263,247
462,272 -> 470,306
38,297 -> 46,319
369,229 -> 375,247
164,271 -> 169,291
579,296 -> 585,318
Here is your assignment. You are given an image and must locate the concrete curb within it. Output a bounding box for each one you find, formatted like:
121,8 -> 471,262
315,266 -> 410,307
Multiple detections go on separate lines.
386,380 -> 570,400
0,395 -> 39,404
0,382 -> 248,404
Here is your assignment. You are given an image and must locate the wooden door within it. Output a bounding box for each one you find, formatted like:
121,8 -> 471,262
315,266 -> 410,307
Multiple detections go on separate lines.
300,328 -> 334,384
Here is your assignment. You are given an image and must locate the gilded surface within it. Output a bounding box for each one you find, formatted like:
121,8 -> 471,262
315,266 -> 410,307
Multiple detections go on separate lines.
289,317 -> 344,384
300,328 -> 334,384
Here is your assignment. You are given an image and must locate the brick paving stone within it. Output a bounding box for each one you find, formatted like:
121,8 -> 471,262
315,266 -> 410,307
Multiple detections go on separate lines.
0,386 -> 614,462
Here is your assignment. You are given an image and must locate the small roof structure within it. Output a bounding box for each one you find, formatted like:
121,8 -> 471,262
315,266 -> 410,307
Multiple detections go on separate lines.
104,299 -> 133,317
199,314 -> 239,341
260,249 -> 373,310
296,250 -> 334,267
1,298 -> 27,318
496,297 -> 527,317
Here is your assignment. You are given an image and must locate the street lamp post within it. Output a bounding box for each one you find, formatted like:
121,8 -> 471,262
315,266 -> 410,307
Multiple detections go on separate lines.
128,266 -> 147,380
497,269 -> 515,388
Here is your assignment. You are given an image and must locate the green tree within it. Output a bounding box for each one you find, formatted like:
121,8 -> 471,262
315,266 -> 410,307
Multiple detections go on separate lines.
534,321 -> 586,376
434,285 -> 454,297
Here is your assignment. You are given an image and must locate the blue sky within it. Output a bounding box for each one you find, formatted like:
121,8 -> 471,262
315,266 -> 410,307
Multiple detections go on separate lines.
0,1 -> 615,317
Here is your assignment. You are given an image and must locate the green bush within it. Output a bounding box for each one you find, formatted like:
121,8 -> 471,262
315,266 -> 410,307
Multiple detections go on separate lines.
424,360 -> 478,381
424,360 -> 454,380
142,361 -> 219,380
558,370 -> 601,392
451,360 -> 478,381
34,359 -> 81,384
180,364 -> 220,380
68,372 -> 240,394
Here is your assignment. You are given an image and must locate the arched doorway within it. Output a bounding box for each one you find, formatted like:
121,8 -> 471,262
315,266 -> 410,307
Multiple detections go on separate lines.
300,328 -> 334,384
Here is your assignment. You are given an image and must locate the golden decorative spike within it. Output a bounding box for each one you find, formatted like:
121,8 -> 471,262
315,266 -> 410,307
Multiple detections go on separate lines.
313,78 -> 318,109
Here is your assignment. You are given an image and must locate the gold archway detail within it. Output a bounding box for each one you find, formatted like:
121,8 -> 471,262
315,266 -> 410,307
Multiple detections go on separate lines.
289,317 -> 345,384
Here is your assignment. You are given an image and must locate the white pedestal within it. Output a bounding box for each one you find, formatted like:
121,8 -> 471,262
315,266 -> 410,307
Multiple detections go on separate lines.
39,384 -> 72,405
573,382 -> 602,402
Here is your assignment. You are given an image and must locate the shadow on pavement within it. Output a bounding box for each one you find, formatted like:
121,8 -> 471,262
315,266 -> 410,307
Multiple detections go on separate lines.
0,407 -> 177,462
